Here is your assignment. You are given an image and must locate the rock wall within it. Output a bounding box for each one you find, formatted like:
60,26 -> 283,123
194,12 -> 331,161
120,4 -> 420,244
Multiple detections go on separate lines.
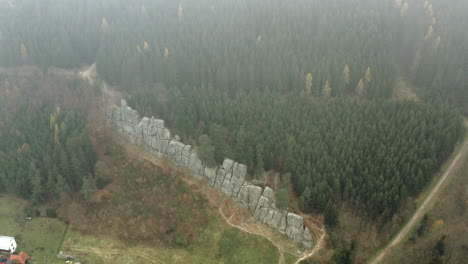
106,99 -> 313,250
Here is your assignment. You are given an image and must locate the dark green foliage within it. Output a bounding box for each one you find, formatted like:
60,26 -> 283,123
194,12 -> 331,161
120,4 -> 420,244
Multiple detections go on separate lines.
0,102 -> 97,202
46,208 -> 58,218
325,205 -> 339,229
332,241 -> 355,264
430,236 -> 446,264
276,188 -> 289,210
131,85 -> 465,221
417,214 -> 429,237
197,134 -> 216,167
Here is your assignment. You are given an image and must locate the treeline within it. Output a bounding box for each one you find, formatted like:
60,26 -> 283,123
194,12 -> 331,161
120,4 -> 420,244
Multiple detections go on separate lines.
0,102 -> 97,203
129,85 -> 465,221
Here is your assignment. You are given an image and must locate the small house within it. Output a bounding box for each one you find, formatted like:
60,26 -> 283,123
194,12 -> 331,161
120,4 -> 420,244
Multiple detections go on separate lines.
9,251 -> 30,264
0,236 -> 17,254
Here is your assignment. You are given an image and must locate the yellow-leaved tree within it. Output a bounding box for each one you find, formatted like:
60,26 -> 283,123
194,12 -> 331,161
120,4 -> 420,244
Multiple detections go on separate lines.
425,25 -> 434,40
400,2 -> 409,17
20,43 -> 28,61
101,17 -> 109,30
426,4 -> 434,17
305,73 -> 313,96
394,0 -> 402,9
178,3 -> 183,20
365,67 -> 372,84
256,35 -> 262,45
322,80 -> 332,98
164,48 -> 170,59
356,78 -> 365,97
343,64 -> 351,85
144,41 -> 150,50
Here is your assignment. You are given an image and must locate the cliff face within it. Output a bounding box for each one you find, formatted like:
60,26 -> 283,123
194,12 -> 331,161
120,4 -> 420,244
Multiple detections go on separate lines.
107,99 -> 314,250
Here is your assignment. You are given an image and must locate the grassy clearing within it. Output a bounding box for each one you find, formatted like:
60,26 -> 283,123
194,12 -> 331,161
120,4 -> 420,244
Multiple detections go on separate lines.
0,196 -> 66,264
61,216 -> 281,264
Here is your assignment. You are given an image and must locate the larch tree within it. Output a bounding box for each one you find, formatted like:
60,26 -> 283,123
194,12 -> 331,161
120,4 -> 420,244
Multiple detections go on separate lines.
256,35 -> 262,45
400,2 -> 409,17
356,78 -> 366,97
101,17 -> 109,31
164,48 -> 169,59
343,64 -> 351,85
426,4 -> 434,17
394,0 -> 402,9
425,25 -> 434,40
365,67 -> 372,84
322,80 -> 332,98
144,41 -> 150,50
305,73 -> 313,96
178,3 -> 183,20
20,43 -> 28,61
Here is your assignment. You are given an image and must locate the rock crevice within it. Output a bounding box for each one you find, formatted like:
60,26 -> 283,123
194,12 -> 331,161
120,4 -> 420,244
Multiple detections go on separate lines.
107,100 -> 314,250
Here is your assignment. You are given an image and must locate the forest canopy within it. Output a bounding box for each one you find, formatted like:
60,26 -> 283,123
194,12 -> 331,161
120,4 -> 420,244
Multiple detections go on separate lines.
0,0 -> 466,221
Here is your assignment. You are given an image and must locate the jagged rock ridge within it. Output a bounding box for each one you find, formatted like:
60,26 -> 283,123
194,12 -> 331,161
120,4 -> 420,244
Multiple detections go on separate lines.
107,99 -> 314,250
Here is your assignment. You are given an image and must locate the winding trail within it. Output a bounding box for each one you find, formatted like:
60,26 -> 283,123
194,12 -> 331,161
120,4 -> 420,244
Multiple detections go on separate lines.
369,139 -> 468,264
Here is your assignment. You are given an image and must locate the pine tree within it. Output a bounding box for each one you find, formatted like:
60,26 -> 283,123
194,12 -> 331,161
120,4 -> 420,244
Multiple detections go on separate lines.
198,134 -> 216,167
54,123 -> 59,145
80,176 -> 95,200
30,170 -> 43,203
255,144 -> 264,178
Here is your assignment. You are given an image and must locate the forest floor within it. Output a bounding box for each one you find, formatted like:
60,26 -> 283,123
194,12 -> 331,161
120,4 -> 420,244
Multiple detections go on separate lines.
369,131 -> 468,264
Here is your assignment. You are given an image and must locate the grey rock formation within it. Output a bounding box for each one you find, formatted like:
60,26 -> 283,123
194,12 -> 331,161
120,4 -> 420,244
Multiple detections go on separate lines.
107,99 -> 314,250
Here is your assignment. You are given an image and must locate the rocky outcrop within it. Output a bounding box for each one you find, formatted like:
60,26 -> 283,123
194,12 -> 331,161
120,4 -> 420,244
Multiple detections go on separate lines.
107,100 -> 314,250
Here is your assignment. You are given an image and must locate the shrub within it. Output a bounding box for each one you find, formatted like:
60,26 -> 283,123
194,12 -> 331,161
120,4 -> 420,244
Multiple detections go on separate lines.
46,208 -> 57,218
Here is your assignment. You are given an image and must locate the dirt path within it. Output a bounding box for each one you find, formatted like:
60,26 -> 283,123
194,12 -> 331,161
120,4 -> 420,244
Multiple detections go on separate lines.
369,139 -> 468,264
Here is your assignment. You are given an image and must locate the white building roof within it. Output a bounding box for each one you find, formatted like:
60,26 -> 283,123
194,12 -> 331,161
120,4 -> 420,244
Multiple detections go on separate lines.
0,236 -> 17,252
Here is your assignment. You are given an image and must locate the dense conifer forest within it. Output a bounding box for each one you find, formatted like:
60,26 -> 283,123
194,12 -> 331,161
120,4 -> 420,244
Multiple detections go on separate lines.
0,0 -> 466,222
0,101 -> 97,202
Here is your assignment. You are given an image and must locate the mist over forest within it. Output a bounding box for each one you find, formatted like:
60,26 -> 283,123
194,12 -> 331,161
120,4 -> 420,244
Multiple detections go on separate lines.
0,1 -> 467,264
